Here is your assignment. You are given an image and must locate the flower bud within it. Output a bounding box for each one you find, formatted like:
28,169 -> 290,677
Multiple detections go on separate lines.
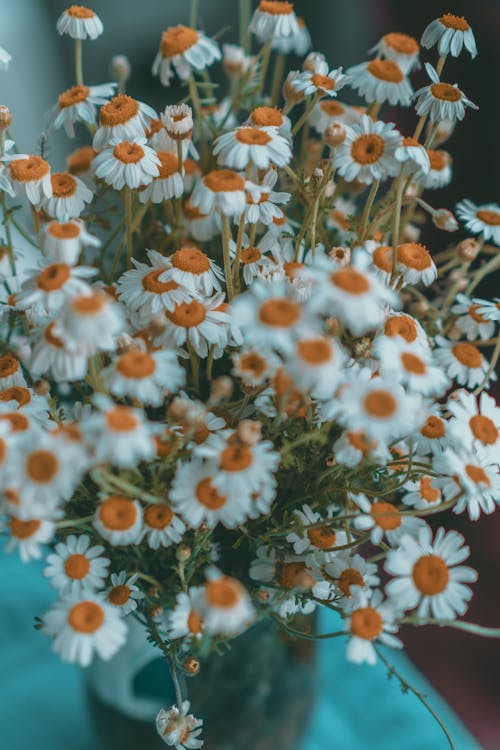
432,209 -> 459,232
109,55 -> 131,84
149,606 -> 164,619
210,375 -> 233,403
183,657 -> 200,676
116,332 -> 144,354
167,397 -> 190,423
457,238 -> 480,262
257,589 -> 270,602
282,71 -> 305,106
303,52 -> 325,73
176,544 -> 192,562
0,105 -> 12,129
324,122 -> 346,148
33,379 -> 50,397
328,246 -> 351,266
237,419 -> 262,446
148,314 -> 167,337
402,223 -> 421,243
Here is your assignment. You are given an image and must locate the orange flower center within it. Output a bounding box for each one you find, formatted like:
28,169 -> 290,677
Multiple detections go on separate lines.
259,1 -> 294,14
141,269 -> 177,294
383,32 -> 419,54
187,609 -> 203,635
100,95 -> 139,126
310,73 -> 335,91
412,554 -> 449,595
37,263 -> 71,291
113,141 -> 145,164
9,156 -> 50,183
105,406 -> 139,432
402,136 -> 420,147
204,169 -> 245,193
320,100 -> 346,116
430,82 -> 462,102
157,151 -> 179,179
372,245 -> 392,273
183,198 -> 207,219
331,267 -> 370,294
351,134 -> 385,165
144,504 -> 174,529
278,561 -> 308,589
166,300 -> 206,327
384,315 -> 418,343
68,601 -> 104,633
51,172 -> 78,198
0,353 -> 20,378
67,4 -> 95,18
297,337 -> 332,365
427,149 -> 449,171
48,221 -> 81,239
220,443 -> 253,472
350,606 -> 383,640
0,385 -> 31,407
258,297 -> 301,327
58,85 -> 90,108
451,342 -> 482,368
367,59 -> 404,83
26,450 -> 59,483
195,477 -> 227,509
440,13 -> 469,31
235,127 -> 272,146
419,476 -> 441,503
364,390 -> 397,418
467,304 -> 486,323
67,145 -> 96,174
240,246 -> 261,264
338,567 -> 365,596
71,292 -> 106,315
282,261 -> 303,280
64,553 -> 90,579
205,577 -> 242,608
370,501 -> 401,530
0,412 -> 30,432
44,321 -> 65,348
99,495 -> 138,530
347,430 -> 374,454
469,415 -> 498,445
306,524 -> 336,549
421,415 -> 445,439
465,464 -> 490,486
251,106 -> 284,127
476,209 -> 500,226
397,242 -> 432,270
171,247 -> 210,274
9,517 -> 41,539
401,351 -> 426,375
160,25 -> 199,57
108,584 -> 131,605
238,352 -> 267,378
116,351 -> 156,379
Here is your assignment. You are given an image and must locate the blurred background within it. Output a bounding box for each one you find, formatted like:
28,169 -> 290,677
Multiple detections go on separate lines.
1,0 -> 499,748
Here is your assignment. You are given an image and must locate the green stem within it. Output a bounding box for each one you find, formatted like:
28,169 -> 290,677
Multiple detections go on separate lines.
189,0 -> 198,27
75,38 -> 84,86
257,41 -> 272,98
358,179 -> 380,242
124,186 -> 133,267
270,53 -> 286,106
474,334 -> 500,396
390,176 -> 405,283
187,339 -> 200,393
221,214 -> 234,300
239,0 -> 251,52
291,92 -> 320,137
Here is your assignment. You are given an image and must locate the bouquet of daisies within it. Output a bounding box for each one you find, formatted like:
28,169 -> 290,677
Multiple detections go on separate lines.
1,2 -> 499,747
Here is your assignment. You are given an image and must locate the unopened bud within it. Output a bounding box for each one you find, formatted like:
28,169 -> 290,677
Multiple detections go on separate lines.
183,657 -> 200,675
411,300 -> 430,316
176,544 -> 192,562
282,71 -> 305,106
328,246 -> 351,266
149,606 -> 163,619
303,52 -> 325,73
210,375 -> 233,403
352,337 -> 372,358
0,105 -> 12,129
148,313 -> 167,337
457,238 -> 480,262
432,208 -> 459,232
325,317 -> 341,336
323,180 -> 335,198
324,122 -> 346,148
109,55 -> 131,84
116,332 -> 143,355
33,379 -> 50,396
237,419 -> 262,446
167,397 -> 190,423
311,167 -> 323,185
295,570 -> 315,590
257,589 -> 270,602
402,223 -> 421,243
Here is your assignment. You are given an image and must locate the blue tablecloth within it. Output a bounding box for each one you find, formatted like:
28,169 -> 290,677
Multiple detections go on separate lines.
1,547 -> 482,750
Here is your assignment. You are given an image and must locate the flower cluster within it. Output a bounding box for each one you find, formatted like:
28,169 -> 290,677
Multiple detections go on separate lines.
1,4 -> 499,748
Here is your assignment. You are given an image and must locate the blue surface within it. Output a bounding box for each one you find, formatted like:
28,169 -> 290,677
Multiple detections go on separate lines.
1,547 -> 482,750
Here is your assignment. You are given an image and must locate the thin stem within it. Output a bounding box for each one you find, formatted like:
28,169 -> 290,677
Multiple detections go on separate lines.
75,38 -> 84,86
10,218 -> 38,247
220,214 -> 234,300
465,252 -> 500,297
435,54 -> 447,77
474,333 -> 500,396
257,41 -> 272,98
124,186 -> 133,267
176,140 -> 185,176
291,92 -> 320,136
232,206 -> 247,292
358,179 -> 380,242
400,617 -> 500,639
187,339 -> 200,393
239,0 -> 251,52
189,0 -> 198,27
270,53 -> 286,106
390,175 -> 405,283
272,614 -> 346,641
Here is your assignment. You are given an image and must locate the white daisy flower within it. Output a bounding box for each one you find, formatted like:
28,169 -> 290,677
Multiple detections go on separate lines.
0,353 -> 26,390
93,494 -> 143,545
375,336 -> 449,396
413,411 -> 451,457
0,45 -> 12,71
41,593 -> 127,667
385,526 -> 477,619
421,13 -> 477,59
310,99 -> 359,135
332,429 -> 391,468
44,534 -> 110,596
152,24 -> 221,85
334,115 -> 402,184
195,430 -> 280,498
322,552 -> 380,604
395,136 -> 430,175
202,568 -> 255,636
415,148 -> 452,189
156,294 -> 229,358
245,170 -> 290,225
105,571 -> 144,616
395,242 -> 437,286
473,297 -> 500,323
191,169 -> 247,218
0,385 -> 50,425
451,293 -> 495,341
214,126 -> 291,171
344,588 -> 402,665
455,200 -> 500,245
171,459 -> 252,529
93,138 -> 160,191
433,336 -> 492,389
161,103 -> 194,142
56,5 -> 103,40
42,171 -> 93,221
434,448 -> 500,520
294,60 -> 350,98
413,63 -> 477,124
47,83 -> 116,138
156,701 -> 203,749
231,349 -> 279,388
138,151 -> 184,203
58,290 -> 125,356
250,1 -> 300,41
286,504 -> 347,555
168,587 -> 205,640
15,262 -> 96,314
352,493 -> 425,546
245,106 -> 292,139
347,59 -> 413,107
93,94 -> 157,150
229,240 -> 273,285
5,515 -> 55,563
401,476 -> 445,510
29,321 -> 88,382
162,246 -> 224,296
447,390 -> 500,461
102,350 -> 185,406
181,198 -> 218,243
369,32 -> 421,74
272,15 -> 311,54
42,219 -> 101,266
285,334 -> 346,399
82,400 -> 155,468
6,154 -> 52,206
141,503 -> 186,550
